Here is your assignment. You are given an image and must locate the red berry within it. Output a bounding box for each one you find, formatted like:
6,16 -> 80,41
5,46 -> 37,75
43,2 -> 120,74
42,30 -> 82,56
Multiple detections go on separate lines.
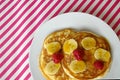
73,49 -> 84,60
52,52 -> 64,63
94,60 -> 104,70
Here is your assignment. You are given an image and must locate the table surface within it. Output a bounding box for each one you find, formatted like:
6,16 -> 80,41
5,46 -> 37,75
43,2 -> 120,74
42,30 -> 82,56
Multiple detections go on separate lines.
1,0 -> 120,80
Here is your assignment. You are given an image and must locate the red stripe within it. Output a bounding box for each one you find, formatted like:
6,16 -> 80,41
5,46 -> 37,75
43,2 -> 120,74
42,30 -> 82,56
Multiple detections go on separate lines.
0,0 -> 44,49
0,0 -> 50,66
3,2 -> 63,66
12,0 -> 61,45
17,1 -> 64,55
64,0 -> 78,13
107,8 -> 120,25
0,0 -> 119,80
5,52 -> 31,80
117,29 -> 120,36
51,0 -> 70,18
15,64 -> 29,80
0,40 -> 32,78
82,0 -> 95,12
0,0 -> 29,30
102,0 -> 120,20
0,0 -> 36,38
0,0 -> 21,21
24,73 -> 31,80
74,0 -> 87,12
0,0 -> 13,13
96,0 -> 112,17
89,0 -> 103,14
112,18 -> 120,30
40,0 -> 61,21
0,0 -> 5,5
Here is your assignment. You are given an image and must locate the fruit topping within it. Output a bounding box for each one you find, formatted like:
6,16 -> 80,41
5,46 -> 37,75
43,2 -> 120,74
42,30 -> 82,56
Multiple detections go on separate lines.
63,39 -> 78,55
70,60 -> 86,73
73,49 -> 84,60
94,60 -> 104,70
45,61 -> 61,75
45,42 -> 61,55
52,52 -> 64,63
94,48 -> 111,62
81,37 -> 96,50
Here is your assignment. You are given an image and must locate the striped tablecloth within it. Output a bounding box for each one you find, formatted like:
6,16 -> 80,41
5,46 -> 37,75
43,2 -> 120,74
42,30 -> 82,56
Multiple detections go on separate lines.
0,0 -> 120,80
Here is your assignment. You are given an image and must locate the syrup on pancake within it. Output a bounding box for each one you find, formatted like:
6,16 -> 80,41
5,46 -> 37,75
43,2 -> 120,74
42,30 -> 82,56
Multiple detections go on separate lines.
39,29 -> 111,80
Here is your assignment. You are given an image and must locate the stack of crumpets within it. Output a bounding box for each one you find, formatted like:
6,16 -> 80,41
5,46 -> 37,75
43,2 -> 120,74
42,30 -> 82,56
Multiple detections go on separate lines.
39,29 -> 111,80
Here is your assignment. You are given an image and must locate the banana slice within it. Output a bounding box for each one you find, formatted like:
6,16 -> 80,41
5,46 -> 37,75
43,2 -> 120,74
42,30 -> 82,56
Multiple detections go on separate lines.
45,42 -> 61,55
63,39 -> 78,55
81,37 -> 96,50
45,61 -> 61,75
94,48 -> 111,62
69,60 -> 86,73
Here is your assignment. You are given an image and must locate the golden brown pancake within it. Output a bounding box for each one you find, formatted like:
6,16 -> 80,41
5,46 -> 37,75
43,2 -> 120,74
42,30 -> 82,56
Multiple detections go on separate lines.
39,29 -> 74,80
39,29 -> 111,80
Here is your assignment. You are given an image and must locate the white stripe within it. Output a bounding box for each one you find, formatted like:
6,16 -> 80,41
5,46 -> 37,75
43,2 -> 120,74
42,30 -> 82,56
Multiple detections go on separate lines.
29,76 -> 34,80
0,1 -> 24,32
37,0 -> 60,24
1,1 -> 32,41
0,0 -> 32,27
93,0 -> 108,15
114,24 -> 120,34
25,0 -> 55,26
30,0 -> 67,28
10,53 -> 30,80
0,77 -> 4,80
86,0 -> 99,13
1,0 -> 119,80
69,0 -> 87,12
0,1 -> 22,21
105,2 -> 120,23
51,0 -> 64,12
42,0 -> 81,24
1,51 -> 29,80
19,63 -> 30,80
79,0 -> 91,11
0,0 -> 9,9
1,1 -> 39,50
70,0 -> 83,11
19,68 -> 30,80
1,0 -> 45,62
110,13 -> 120,28
48,0 -> 65,17
64,0 -> 74,11
1,41 -> 32,80
53,0 -> 68,14
21,0 -> 55,31
29,76 -> 33,80
99,0 -> 116,19
0,1 -> 16,18
60,0 -> 74,13
1,0 -> 57,60
1,36 -> 32,70
38,0 -> 57,19
1,26 -> 33,60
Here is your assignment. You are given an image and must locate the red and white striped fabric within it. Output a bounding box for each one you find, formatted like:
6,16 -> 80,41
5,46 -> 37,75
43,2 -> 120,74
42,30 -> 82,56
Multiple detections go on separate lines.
0,0 -> 120,80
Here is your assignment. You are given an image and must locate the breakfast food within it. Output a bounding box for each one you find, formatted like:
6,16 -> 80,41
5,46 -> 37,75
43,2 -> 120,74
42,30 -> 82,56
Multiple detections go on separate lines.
39,29 -> 111,80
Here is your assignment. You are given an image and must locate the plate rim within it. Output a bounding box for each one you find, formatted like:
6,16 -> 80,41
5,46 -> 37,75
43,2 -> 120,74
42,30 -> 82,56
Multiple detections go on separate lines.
29,12 -> 120,80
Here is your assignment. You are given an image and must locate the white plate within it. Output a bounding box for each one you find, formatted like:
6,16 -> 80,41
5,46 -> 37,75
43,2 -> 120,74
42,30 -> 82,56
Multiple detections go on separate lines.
29,12 -> 120,80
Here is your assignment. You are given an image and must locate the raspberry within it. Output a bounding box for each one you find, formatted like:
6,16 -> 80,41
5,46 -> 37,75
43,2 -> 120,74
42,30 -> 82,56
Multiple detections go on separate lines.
73,49 -> 84,60
94,60 -> 104,70
52,52 -> 64,63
